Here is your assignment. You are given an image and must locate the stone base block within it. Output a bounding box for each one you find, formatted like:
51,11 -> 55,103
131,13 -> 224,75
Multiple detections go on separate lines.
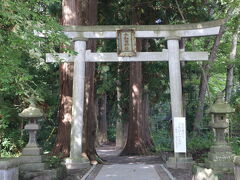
206,146 -> 234,173
44,165 -> 67,179
192,166 -> 218,180
205,160 -> 234,173
234,166 -> 240,180
64,158 -> 90,169
20,165 -> 67,180
234,156 -> 240,180
19,155 -> 44,164
208,152 -> 234,161
210,144 -> 232,152
22,147 -> 42,156
20,163 -> 47,172
0,167 -> 19,180
166,156 -> 194,169
0,158 -> 19,180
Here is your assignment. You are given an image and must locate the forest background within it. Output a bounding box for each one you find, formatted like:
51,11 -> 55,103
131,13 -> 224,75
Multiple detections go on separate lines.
0,0 -> 240,164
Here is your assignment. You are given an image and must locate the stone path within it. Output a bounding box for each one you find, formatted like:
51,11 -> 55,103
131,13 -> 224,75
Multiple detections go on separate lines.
94,164 -> 162,180
80,145 -> 175,180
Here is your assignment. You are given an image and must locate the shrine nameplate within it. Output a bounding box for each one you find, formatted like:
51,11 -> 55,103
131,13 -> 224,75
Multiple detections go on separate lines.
117,29 -> 136,57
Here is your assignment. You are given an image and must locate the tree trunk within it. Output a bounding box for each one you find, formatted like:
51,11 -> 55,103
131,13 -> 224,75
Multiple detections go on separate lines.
142,92 -> 154,150
121,3 -> 154,155
80,0 -> 102,164
193,8 -> 234,131
225,17 -> 239,102
52,0 -> 78,157
116,64 -> 127,148
97,93 -> 108,145
121,60 -> 149,155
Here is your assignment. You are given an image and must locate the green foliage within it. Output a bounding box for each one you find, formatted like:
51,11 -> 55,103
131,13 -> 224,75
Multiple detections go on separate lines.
187,132 -> 214,162
0,0 -> 66,157
152,130 -> 172,152
45,155 -> 62,169
187,132 -> 214,152
230,137 -> 240,155
107,126 -> 116,142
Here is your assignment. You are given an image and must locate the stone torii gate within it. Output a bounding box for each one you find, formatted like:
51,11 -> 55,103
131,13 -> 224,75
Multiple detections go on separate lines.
46,19 -> 224,169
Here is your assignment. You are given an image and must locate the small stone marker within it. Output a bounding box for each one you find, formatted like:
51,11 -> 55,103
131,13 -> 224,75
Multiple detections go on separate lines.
173,117 -> 186,153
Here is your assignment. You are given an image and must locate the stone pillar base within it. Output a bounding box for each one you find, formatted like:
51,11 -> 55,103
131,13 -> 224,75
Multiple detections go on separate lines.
234,156 -> 240,180
20,150 -> 47,172
166,156 -> 194,169
64,158 -> 90,169
20,165 -> 67,180
0,158 -> 19,180
22,147 -> 42,156
205,144 -> 234,173
20,163 -> 47,172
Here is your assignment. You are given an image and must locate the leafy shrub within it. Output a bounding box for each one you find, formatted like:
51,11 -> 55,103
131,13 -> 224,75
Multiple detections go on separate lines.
230,137 -> 240,155
187,132 -> 214,162
152,130 -> 172,152
45,156 -> 62,169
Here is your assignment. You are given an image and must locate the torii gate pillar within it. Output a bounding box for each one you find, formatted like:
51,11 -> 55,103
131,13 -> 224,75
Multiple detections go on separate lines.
167,37 -> 184,118
166,37 -> 192,169
65,39 -> 89,169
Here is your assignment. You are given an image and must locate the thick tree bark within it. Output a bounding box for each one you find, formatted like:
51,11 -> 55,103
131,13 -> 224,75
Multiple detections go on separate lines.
121,46 -> 153,155
121,61 -> 149,155
121,4 -> 154,155
52,0 -> 78,157
193,8 -> 234,131
84,57 -> 98,163
116,64 -> 127,148
80,0 -> 102,164
225,18 -> 239,102
97,93 -> 108,145
142,92 -> 154,150
53,0 -> 100,162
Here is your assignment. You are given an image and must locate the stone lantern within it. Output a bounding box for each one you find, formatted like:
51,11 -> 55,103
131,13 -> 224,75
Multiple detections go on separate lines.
18,99 -> 46,171
206,93 -> 235,173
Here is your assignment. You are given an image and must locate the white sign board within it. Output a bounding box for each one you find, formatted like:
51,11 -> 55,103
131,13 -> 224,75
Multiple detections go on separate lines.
173,117 -> 186,153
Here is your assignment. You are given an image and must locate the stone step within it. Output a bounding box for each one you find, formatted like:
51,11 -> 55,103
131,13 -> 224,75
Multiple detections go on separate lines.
205,160 -> 234,173
20,163 -> 48,172
0,158 -> 19,180
22,147 -> 42,156
20,166 -> 67,180
19,155 -> 44,164
166,156 -> 194,169
208,152 -> 234,161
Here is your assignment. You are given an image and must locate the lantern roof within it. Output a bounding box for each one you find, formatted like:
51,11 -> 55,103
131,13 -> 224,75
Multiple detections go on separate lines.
19,99 -> 43,118
207,93 -> 235,114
